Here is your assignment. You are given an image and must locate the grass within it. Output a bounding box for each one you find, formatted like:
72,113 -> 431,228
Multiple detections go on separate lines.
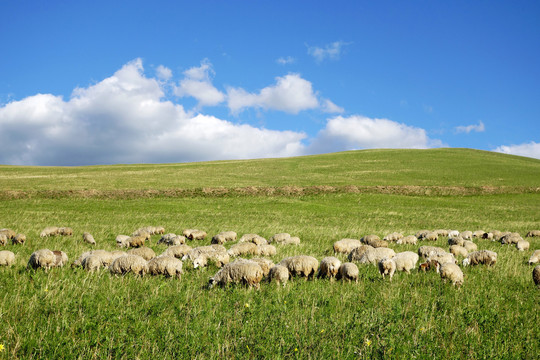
0,149 -> 539,359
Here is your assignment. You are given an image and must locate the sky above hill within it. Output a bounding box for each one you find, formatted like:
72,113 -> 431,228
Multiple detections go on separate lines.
1,1 -> 539,165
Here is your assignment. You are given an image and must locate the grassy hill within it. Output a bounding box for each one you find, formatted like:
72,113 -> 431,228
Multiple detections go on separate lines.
0,148 -> 539,359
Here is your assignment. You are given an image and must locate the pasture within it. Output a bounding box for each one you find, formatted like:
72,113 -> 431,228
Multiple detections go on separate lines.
0,149 -> 539,359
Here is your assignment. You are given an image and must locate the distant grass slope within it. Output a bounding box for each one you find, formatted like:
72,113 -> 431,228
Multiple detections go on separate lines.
0,148 -> 539,192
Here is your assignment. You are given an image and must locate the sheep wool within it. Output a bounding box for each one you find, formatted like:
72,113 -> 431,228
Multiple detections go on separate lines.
348,245 -> 375,261
249,258 -> 275,277
449,245 -> 468,258
59,227 -> 73,236
109,255 -> 148,276
533,265 -> 540,287
279,255 -> 319,279
528,250 -> 540,265
0,234 -> 7,246
116,235 -> 131,248
255,244 -> 277,257
462,250 -> 497,267
396,235 -> 417,245
336,262 -> 359,282
83,232 -> 96,245
439,262 -> 464,287
183,229 -> 207,240
334,238 -> 362,254
269,233 -> 291,244
209,260 -> 263,289
318,257 -> 342,279
268,265 -> 289,286
158,233 -> 186,246
12,233 -> 26,245
40,227 -> 59,238
378,257 -> 396,280
392,251 -> 420,273
526,230 -> 540,237
211,231 -> 237,245
462,240 -> 478,252
227,242 -> 258,257
162,245 -> 193,259
356,247 -> 396,266
28,249 -> 56,270
239,234 -> 268,245
0,250 -> 15,266
128,247 -> 156,261
147,256 -> 183,279
516,240 -> 530,252
418,246 -> 447,260
383,232 -> 404,242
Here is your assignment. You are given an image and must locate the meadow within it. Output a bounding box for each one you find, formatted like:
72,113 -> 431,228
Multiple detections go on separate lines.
0,148 -> 539,359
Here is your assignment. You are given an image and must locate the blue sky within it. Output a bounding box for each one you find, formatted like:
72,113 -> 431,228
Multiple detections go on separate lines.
1,0 -> 539,165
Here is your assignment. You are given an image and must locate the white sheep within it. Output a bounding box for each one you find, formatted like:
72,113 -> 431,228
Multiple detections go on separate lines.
500,232 -> 522,245
449,245 -> 468,258
248,258 -> 275,277
183,229 -> 207,240
158,233 -> 186,246
415,230 -> 430,239
482,232 -> 494,240
28,249 -> 67,270
209,260 -> 263,289
396,235 -> 417,245
526,230 -> 540,237
533,265 -> 540,287
227,242 -> 258,257
528,250 -> 540,265
0,228 -> 16,239
278,255 -> 319,279
336,262 -> 359,282
239,233 -> 268,245
127,247 -> 156,261
516,240 -> 530,251
109,255 -> 148,276
434,229 -> 449,237
72,249 -> 118,268
0,250 -> 15,266
81,254 -> 105,272
418,246 -> 447,259
460,231 -> 473,240
269,233 -> 291,244
268,265 -> 289,285
83,232 -> 96,245
12,233 -> 26,245
334,239 -> 362,254
183,245 -> 229,268
132,229 -> 151,241
383,232 -> 403,242
462,250 -> 497,267
448,230 -> 460,238
392,251 -> 420,273
318,257 -> 342,279
364,238 -> 389,248
378,257 -> 396,280
162,245 -> 193,259
147,256 -> 183,279
438,262 -> 464,287
211,231 -> 237,245
427,252 -> 457,265
0,234 -> 7,246
361,234 -> 380,244
423,232 -> 438,241
462,240 -> 478,252
116,235 -> 131,248
348,245 -> 375,261
40,226 -> 59,238
473,230 -> 486,238
58,227 -> 73,236
255,244 -> 277,257
356,247 -> 396,266
127,236 -> 146,248
448,236 -> 465,247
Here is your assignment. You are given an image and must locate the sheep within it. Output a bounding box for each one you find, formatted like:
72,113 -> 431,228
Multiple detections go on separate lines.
533,265 -> 540,287
364,238 -> 388,248
255,244 -> 277,257
378,257 -> 396,280
81,254 -> 105,272
137,226 -> 165,235
109,255 -> 148,276
418,246 -> 447,259
438,262 -> 464,287
58,227 -> 73,236
526,230 -> 540,237
208,260 -> 263,289
269,233 -> 291,244
460,231 -> 473,240
490,230 -> 503,240
415,230 -> 430,239
278,255 -> 319,279
52,250 -> 69,267
162,245 -> 193,259
211,231 -> 237,245
0,234 -> 7,246
116,235 -> 131,248
12,233 -> 26,245
127,247 -> 156,261
28,249 -> 66,270
500,233 -> 522,245
182,229 -> 207,240
131,229 -> 151,241
239,233 -> 268,245
72,249 -> 116,268
516,240 -> 530,251
40,227 -> 59,238
318,256 -> 342,279
418,259 -> 440,272
473,230 -> 486,238
449,245 -> 468,258
227,242 -> 258,257
183,245 -> 229,268
383,232 -> 403,242
434,229 -> 449,237
334,238 -> 362,254
0,228 -> 16,239
448,230 -> 460,238
158,233 -> 186,246
396,235 -> 417,245
462,240 -> 478,252
348,245 -> 375,261
127,236 -> 146,248
83,232 -> 96,245
249,258 -> 275,277
427,252 -> 457,265
361,234 -> 380,244
268,264 -> 289,285
356,247 -> 396,266
0,250 -> 15,266
423,232 -> 438,241
528,250 -> 540,265
448,236 -> 465,247
392,251 -> 420,273
336,262 -> 359,282
285,236 -> 301,245
463,250 -> 497,267
147,256 -> 183,279
482,232 -> 494,240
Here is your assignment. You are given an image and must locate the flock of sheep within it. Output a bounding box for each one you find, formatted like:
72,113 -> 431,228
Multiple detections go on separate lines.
1,226 -> 539,289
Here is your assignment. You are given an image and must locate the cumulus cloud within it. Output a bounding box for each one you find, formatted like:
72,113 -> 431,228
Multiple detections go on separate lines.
0,59 -> 307,165
276,56 -> 295,65
493,141 -> 540,159
455,120 -> 485,134
321,99 -> 344,114
307,41 -> 350,62
174,59 -> 225,107
308,115 -> 442,154
156,65 -> 172,81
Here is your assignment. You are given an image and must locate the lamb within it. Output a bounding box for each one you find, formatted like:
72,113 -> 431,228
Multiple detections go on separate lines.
396,235 -> 417,245
528,250 -> 540,265
448,236 -> 465,247
418,246 -> 447,259
438,262 -> 464,287
248,258 -> 275,277
255,244 -> 277,256
211,231 -> 237,245
348,245 -> 375,261
182,229 -> 207,240
12,233 -> 26,245
58,227 -> 73,236
356,247 -> 396,266
127,247 -> 156,261
392,251 -> 420,273
0,234 -> 7,246
109,255 -> 148,276
127,235 -> 146,248
40,227 -> 59,238
28,249 -> 66,270
162,245 -> 193,259
318,256 -> 342,279
147,256 -> 183,279
449,245 -> 468,258
378,257 -> 396,280
268,265 -> 289,285
208,260 -> 263,289
334,239 -> 362,254
227,242 -> 258,257
158,233 -> 186,246
0,250 -> 15,266
336,262 -> 359,282
462,240 -> 478,252
460,231 -> 473,240
278,255 -> 319,279
116,235 -> 131,248
526,230 -> 540,237
383,232 -> 403,242
418,259 -> 440,272
239,233 -> 268,245
516,240 -> 530,251
533,265 -> 540,287
462,250 -> 497,267
83,232 -> 96,245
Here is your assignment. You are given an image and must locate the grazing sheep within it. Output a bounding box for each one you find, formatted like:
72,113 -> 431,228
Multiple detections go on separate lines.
448,230 -> 460,238
0,250 -> 15,266
500,233 -> 522,245
490,230 -> 503,240
533,265 -> 540,287
72,249 -> 115,268
110,255 -> 148,276
318,257 -> 342,279
127,236 -> 146,248
462,240 -> 478,252
482,232 -> 494,240
83,232 -> 96,245
396,235 -> 418,245
211,231 -> 237,245
128,247 -> 156,261
418,246 -> 447,259
463,250 -> 498,267
163,244 -> 193,259
392,251 -> 420,273
383,232 -> 403,242
449,245 -> 468,258
334,239 -> 362,254
448,236 -> 465,247
27,249 -> 59,270
423,232 -> 438,241
249,258 -> 275,277
285,236 -> 301,245
0,228 -> 16,239
427,252 -> 457,265
516,240 -> 530,251
132,229 -> 151,241
239,233 -> 268,245
336,262 -> 359,282
183,229 -> 207,240
434,229 -> 449,237
378,257 -> 396,280
415,230 -> 430,239
418,259 -> 440,272
268,265 -> 289,285
183,245 -> 229,268
473,230 -> 486,238
158,233 -> 186,246
356,247 -> 396,266
526,230 -> 540,237
439,262 -> 464,287
278,256 -> 319,279
12,233 -> 26,245
460,231 -> 473,240
0,234 -> 7,246
361,234 -> 380,244
147,256 -> 183,279
364,238 -> 389,248
227,242 -> 258,257
40,227 -> 59,238
528,250 -> 540,265
348,245 -> 375,261
269,233 -> 291,244
52,250 -> 68,267
255,244 -> 277,257
116,235 -> 131,248
209,260 -> 263,289
81,254 -> 105,272
58,227 -> 73,236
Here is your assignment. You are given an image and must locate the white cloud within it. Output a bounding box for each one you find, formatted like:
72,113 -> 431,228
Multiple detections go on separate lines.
307,41 -> 350,62
308,115 -> 442,154
321,99 -> 344,114
455,120 -> 485,134
276,56 -> 295,65
156,65 -> 172,81
0,59 -> 307,165
174,59 -> 225,107
493,141 -> 540,159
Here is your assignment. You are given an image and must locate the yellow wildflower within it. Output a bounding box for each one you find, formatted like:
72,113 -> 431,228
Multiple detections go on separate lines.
244,303 -> 250,308
0,344 -> 4,352
294,348 -> 298,352
365,339 -> 372,346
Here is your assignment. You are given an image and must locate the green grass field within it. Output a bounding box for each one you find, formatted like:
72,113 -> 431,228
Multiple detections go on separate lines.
0,149 -> 539,359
